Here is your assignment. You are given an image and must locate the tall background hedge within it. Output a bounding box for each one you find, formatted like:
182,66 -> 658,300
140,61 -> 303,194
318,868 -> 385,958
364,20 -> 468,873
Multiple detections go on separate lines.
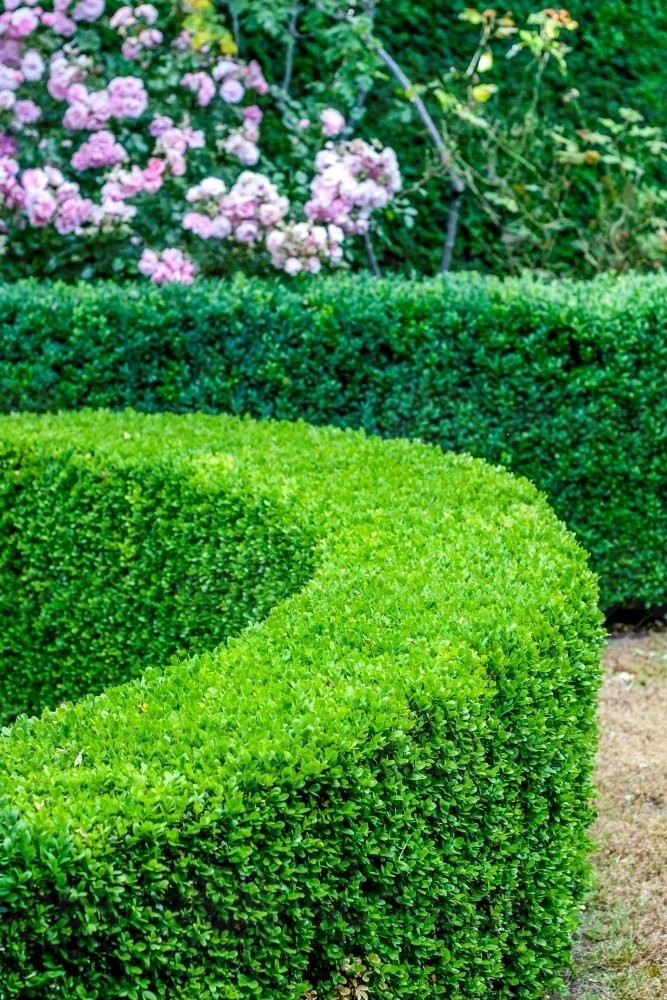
2,273 -> 666,612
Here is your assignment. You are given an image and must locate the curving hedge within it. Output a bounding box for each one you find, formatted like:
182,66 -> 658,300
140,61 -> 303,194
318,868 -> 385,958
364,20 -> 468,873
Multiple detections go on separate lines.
1,273 -> 667,610
0,410 -> 603,999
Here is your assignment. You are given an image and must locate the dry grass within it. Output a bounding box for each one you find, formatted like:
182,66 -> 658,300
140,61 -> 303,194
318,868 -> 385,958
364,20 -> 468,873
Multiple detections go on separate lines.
554,630 -> 667,999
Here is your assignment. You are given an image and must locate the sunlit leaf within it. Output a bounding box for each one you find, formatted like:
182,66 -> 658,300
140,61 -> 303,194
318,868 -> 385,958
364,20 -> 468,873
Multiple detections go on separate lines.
477,50 -> 493,72
458,8 -> 484,25
471,83 -> 498,103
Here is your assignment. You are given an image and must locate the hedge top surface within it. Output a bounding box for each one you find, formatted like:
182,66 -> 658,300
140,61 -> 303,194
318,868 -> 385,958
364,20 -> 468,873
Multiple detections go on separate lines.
0,411 -> 604,999
0,409 -> 597,787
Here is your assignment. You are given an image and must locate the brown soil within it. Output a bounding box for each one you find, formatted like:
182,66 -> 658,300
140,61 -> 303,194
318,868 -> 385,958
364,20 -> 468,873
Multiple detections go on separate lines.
556,631 -> 667,999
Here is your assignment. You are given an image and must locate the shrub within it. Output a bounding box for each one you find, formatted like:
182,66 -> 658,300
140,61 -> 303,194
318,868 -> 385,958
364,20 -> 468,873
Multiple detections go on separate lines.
1,272 -> 666,610
0,409 -> 603,999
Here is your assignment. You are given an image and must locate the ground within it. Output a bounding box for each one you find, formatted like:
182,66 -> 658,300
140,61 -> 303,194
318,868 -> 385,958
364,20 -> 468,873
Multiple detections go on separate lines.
554,629 -> 667,999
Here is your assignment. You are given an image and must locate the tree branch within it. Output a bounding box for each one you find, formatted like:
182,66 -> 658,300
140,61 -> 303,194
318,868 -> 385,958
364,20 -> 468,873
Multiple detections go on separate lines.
282,1 -> 300,95
226,0 -> 241,51
363,230 -> 381,276
370,43 -> 464,196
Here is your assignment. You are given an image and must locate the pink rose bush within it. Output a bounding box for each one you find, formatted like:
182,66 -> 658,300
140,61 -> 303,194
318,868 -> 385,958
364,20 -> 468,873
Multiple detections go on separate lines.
0,0 -> 402,281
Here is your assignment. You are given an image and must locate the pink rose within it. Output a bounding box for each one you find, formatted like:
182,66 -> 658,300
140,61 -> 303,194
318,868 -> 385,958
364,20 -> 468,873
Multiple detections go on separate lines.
182,210 -> 212,238
0,62 -> 22,89
10,6 -> 39,36
62,101 -> 88,129
284,257 -> 303,276
138,27 -> 161,47
137,247 -> 158,275
71,0 -> 103,20
149,113 -> 172,136
20,48 -> 43,79
55,193 -> 92,232
211,59 -> 237,81
0,40 -> 21,64
25,188 -> 57,226
121,38 -> 141,59
220,77 -> 244,103
235,219 -> 258,243
320,107 -> 345,137
242,104 -> 263,124
134,3 -> 157,23
41,11 -> 77,35
13,97 -> 40,122
245,59 -> 267,95
108,76 -> 147,118
0,88 -> 15,109
141,156 -> 164,193
266,229 -> 285,254
0,133 -> 17,155
108,5 -> 133,28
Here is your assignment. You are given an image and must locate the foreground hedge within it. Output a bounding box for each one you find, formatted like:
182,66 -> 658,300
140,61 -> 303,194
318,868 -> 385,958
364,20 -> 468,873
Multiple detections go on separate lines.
0,411 -> 603,999
1,273 -> 666,610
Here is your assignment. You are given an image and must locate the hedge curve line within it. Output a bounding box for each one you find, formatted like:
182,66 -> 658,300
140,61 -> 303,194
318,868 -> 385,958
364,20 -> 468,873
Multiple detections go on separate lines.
0,411 -> 604,1000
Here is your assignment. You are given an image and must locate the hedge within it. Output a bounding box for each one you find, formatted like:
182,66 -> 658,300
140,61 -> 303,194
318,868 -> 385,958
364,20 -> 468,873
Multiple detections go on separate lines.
0,410 -> 603,999
1,273 -> 666,610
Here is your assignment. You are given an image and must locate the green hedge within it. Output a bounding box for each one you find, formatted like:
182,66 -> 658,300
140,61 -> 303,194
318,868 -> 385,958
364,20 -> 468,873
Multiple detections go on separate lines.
2,273 -> 667,610
0,410 -> 603,999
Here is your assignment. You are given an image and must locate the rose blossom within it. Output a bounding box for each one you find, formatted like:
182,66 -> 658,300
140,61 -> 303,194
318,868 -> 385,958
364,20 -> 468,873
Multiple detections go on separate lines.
134,3 -> 157,23
71,130 -> 126,169
0,133 -> 17,155
245,59 -> 267,94
0,89 -> 15,108
41,10 -> 77,35
320,107 -> 345,137
9,6 -> 40,36
0,63 -> 22,89
20,48 -> 44,80
71,0 -> 103,21
181,71 -> 215,107
13,97 -> 40,122
220,77 -> 244,103
211,59 -> 237,81
109,4 -> 134,27
108,75 -> 147,118
138,26 -> 161,46
149,113 -> 172,137
243,105 -> 263,125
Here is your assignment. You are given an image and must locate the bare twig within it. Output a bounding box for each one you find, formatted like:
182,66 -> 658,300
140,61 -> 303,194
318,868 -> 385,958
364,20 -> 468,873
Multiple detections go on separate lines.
282,0 -> 300,95
439,190 -> 462,272
363,230 -> 381,276
369,43 -> 464,272
226,0 -> 240,51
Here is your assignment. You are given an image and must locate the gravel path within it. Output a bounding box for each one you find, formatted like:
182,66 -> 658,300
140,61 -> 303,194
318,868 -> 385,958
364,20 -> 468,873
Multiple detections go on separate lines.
556,631 -> 667,999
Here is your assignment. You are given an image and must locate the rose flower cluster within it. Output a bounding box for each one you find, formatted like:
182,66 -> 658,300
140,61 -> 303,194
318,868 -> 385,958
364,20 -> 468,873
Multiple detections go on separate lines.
0,0 -> 402,282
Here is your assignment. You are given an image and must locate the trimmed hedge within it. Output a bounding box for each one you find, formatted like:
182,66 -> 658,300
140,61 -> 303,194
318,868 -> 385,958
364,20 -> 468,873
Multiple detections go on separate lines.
1,274 -> 666,610
0,411 -> 603,999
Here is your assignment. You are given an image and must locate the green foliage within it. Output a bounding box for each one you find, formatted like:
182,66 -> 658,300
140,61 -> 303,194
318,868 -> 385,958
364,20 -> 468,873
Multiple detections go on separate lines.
1,273 -> 666,609
0,409 -> 603,998
431,11 -> 667,276
205,0 -> 667,276
0,428 -> 316,723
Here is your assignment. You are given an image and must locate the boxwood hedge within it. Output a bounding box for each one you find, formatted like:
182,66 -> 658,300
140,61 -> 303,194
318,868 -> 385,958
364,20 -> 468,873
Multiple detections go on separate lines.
1,273 -> 666,610
0,410 -> 603,999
